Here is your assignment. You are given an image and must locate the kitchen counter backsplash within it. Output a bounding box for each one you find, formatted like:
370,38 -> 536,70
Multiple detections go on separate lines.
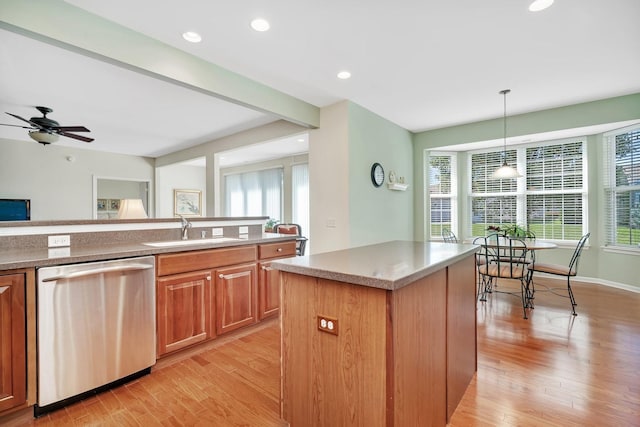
0,217 -> 267,250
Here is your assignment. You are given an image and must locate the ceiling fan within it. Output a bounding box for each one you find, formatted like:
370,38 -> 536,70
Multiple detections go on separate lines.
1,106 -> 93,145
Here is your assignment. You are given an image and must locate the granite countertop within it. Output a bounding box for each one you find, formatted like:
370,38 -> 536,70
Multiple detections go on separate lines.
0,233 -> 296,270
271,240 -> 479,290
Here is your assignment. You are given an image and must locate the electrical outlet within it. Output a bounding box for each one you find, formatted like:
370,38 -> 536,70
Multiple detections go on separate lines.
317,315 -> 339,336
48,235 -> 70,247
239,226 -> 248,234
212,228 -> 224,236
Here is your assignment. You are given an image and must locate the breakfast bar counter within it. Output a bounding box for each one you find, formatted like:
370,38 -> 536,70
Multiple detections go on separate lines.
272,240 -> 479,427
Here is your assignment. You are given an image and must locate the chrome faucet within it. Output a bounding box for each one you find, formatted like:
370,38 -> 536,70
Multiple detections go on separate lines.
180,216 -> 192,240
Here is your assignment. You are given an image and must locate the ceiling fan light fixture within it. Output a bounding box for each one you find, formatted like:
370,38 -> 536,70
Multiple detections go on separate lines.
529,0 -> 554,12
491,89 -> 522,179
29,130 -> 59,145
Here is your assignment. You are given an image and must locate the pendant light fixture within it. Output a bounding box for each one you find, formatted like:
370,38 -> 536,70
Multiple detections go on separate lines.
492,89 -> 522,179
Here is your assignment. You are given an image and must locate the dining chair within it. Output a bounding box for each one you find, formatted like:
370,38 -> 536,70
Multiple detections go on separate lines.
528,232 -> 590,316
273,223 -> 308,256
442,228 -> 458,243
476,233 -> 533,319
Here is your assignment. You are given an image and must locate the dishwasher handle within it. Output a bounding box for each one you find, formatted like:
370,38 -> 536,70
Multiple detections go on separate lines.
41,263 -> 154,282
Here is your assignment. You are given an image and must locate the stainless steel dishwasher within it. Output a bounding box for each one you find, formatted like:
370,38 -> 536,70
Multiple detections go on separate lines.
35,256 -> 156,416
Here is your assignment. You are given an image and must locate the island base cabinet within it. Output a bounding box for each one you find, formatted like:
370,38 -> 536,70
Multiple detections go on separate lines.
281,269 -> 449,427
0,273 -> 27,413
156,270 -> 214,357
215,263 -> 258,335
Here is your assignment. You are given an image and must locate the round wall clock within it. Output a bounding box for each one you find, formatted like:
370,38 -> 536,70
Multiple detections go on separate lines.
370,162 -> 384,187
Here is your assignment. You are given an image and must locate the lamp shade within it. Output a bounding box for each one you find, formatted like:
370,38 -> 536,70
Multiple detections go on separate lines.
117,199 -> 148,219
492,162 -> 522,179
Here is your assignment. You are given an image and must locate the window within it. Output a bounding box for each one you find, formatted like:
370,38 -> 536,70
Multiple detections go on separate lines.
427,152 -> 457,239
604,126 -> 640,247
224,168 -> 283,220
469,140 -> 587,241
525,141 -> 585,240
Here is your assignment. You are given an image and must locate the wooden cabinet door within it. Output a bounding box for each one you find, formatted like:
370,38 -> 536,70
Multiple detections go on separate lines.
0,273 -> 26,412
157,270 -> 213,357
215,263 -> 257,335
258,262 -> 280,320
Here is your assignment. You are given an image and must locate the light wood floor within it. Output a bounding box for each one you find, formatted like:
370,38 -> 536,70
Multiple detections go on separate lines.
8,278 -> 640,426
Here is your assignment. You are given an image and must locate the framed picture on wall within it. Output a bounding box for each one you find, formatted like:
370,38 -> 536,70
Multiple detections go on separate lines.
174,189 -> 202,216
97,198 -> 107,211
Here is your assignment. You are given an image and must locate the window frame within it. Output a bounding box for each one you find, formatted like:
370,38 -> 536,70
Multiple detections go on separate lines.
426,151 -> 457,241
603,124 -> 640,249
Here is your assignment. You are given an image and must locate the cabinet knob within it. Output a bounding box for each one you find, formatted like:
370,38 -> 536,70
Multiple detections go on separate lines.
218,273 -> 225,279
206,276 -> 211,281
277,247 -> 283,252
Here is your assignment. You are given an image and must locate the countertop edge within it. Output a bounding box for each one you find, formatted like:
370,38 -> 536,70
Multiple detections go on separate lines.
272,242 -> 479,291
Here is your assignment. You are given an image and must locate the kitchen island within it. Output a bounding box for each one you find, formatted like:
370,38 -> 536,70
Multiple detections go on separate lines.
272,240 -> 479,427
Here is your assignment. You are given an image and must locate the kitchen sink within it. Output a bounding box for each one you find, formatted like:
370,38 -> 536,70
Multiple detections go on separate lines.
143,237 -> 242,247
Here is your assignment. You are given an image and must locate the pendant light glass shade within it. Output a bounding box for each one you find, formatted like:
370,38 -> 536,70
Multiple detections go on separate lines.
492,89 -> 522,179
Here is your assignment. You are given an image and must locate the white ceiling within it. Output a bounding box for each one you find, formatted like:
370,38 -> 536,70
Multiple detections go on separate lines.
1,0 -> 640,161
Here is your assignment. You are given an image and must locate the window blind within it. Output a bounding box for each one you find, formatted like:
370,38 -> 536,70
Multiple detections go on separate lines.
223,167 -> 283,220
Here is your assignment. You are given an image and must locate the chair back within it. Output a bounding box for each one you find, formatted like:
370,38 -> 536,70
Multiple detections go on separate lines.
274,223 -> 302,236
483,234 -> 529,279
274,223 -> 308,256
442,228 -> 458,243
568,232 -> 590,276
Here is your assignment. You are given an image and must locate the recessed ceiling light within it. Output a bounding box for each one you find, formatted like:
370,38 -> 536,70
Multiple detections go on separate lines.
297,138 -> 305,142
337,71 -> 351,80
182,31 -> 202,43
251,18 -> 270,32
529,0 -> 554,12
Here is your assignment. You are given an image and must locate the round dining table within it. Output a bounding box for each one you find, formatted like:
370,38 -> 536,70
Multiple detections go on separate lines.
463,237 -> 558,250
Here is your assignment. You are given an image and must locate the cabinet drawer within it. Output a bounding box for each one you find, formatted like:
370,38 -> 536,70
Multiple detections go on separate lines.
259,241 -> 296,260
157,245 -> 257,276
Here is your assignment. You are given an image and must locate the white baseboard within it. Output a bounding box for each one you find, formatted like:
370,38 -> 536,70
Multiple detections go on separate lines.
535,273 -> 640,294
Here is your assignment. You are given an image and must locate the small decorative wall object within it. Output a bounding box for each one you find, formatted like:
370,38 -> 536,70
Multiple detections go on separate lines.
174,189 -> 202,216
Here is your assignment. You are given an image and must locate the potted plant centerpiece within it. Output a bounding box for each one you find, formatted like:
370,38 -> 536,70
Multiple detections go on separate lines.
264,218 -> 279,233
486,224 -> 535,238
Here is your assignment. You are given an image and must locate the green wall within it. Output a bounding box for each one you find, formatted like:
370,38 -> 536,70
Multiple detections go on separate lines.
348,102 -> 414,247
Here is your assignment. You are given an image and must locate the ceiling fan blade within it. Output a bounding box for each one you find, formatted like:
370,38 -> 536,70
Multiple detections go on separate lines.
58,131 -> 94,143
6,112 -> 42,128
0,122 -> 36,129
54,125 -> 91,132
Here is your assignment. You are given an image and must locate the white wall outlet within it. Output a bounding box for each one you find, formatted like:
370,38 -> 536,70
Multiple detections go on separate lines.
48,247 -> 71,258
48,235 -> 70,247
239,226 -> 248,234
326,218 -> 336,228
212,228 -> 224,236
